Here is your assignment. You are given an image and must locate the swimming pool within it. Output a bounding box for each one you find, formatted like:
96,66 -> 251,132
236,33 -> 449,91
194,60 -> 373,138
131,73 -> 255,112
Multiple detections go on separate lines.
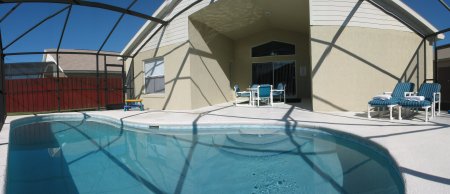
6,116 -> 404,194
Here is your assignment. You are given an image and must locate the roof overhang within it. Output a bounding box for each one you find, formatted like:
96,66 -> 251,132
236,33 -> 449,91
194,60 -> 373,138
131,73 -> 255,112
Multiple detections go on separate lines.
121,0 -> 446,57
120,0 -> 180,57
371,0 -> 444,39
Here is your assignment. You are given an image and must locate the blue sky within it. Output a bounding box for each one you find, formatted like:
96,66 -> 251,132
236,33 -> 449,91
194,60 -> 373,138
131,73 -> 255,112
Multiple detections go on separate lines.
402,0 -> 450,46
0,0 -> 449,63
0,0 -> 164,62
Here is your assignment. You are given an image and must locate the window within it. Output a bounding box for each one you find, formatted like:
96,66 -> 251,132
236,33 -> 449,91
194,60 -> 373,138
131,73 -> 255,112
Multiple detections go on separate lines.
252,41 -> 295,57
144,58 -> 165,94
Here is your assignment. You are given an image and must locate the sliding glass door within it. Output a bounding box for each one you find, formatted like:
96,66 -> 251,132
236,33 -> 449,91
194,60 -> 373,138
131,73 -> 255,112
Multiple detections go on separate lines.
252,61 -> 296,97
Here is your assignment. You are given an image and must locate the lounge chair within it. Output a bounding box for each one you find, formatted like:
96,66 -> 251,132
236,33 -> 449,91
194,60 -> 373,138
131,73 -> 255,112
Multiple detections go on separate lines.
234,84 -> 252,106
397,83 -> 441,122
368,82 -> 414,120
272,83 -> 286,103
255,84 -> 273,107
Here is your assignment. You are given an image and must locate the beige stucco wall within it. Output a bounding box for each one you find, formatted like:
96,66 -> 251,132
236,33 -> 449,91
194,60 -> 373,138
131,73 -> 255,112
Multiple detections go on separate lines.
188,19 -> 235,109
233,29 -> 312,100
128,42 -> 193,110
125,19 -> 236,111
310,26 -> 433,111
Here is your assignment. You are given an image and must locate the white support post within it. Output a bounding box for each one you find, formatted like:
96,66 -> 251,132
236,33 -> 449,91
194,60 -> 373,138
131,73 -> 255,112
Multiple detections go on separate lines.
398,106 -> 402,120
433,93 -> 436,118
389,106 -> 393,120
425,107 -> 429,122
438,92 -> 441,116
270,85 -> 273,106
432,104 -> 435,118
368,104 -> 371,119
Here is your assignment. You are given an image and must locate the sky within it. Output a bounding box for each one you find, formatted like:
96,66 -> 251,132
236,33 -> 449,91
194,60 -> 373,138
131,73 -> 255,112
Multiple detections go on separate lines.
402,0 -> 450,45
0,0 -> 449,63
0,0 -> 164,63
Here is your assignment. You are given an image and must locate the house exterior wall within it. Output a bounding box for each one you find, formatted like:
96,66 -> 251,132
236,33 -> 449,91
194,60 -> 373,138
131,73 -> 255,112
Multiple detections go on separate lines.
126,0 -> 436,111
141,0 -> 212,52
126,0 -> 216,110
439,59 -> 450,68
437,46 -> 450,67
129,42 -> 192,110
437,46 -> 450,106
308,0 -> 434,111
128,18 -> 235,111
310,26 -> 433,111
188,19 -> 234,109
309,0 -> 412,32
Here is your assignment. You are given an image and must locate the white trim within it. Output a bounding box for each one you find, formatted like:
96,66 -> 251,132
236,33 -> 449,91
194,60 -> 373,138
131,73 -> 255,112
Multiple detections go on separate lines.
44,53 -> 65,74
390,0 -> 439,33
121,0 -> 181,57
250,41 -> 296,58
374,0 -> 443,38
143,57 -> 165,94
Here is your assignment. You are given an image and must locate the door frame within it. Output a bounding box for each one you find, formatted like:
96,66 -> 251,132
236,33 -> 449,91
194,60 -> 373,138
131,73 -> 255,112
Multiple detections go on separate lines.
104,62 -> 125,108
251,60 -> 297,97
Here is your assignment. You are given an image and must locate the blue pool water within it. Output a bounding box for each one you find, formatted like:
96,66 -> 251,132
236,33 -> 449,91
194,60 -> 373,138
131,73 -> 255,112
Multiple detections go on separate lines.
7,119 -> 404,194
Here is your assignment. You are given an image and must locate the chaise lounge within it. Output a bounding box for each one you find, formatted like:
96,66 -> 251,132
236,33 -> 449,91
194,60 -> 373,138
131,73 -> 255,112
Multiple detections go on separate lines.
397,83 -> 441,122
368,82 -> 415,120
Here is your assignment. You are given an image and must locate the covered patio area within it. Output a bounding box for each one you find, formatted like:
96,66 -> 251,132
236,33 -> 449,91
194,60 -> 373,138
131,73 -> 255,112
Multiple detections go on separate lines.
187,0 -> 312,108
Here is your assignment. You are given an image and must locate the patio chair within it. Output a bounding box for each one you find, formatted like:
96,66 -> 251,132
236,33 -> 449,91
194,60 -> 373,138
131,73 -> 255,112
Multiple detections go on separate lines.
234,84 -> 252,106
272,83 -> 286,103
397,83 -> 441,122
255,84 -> 273,107
368,82 -> 414,120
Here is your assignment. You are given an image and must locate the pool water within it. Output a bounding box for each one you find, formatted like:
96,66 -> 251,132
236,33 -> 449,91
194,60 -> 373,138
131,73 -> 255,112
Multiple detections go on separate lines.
7,120 -> 404,194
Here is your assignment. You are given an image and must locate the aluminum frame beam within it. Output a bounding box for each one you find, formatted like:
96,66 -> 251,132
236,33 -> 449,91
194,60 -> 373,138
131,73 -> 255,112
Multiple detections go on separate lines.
0,0 -> 167,24
3,51 -> 132,58
425,28 -> 450,38
97,0 -> 137,54
3,5 -> 70,50
366,0 -> 425,38
132,0 -> 203,58
0,2 -> 20,23
438,0 -> 450,12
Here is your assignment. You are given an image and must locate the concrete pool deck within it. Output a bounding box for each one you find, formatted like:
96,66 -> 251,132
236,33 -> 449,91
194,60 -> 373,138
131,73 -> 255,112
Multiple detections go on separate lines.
1,103 -> 450,193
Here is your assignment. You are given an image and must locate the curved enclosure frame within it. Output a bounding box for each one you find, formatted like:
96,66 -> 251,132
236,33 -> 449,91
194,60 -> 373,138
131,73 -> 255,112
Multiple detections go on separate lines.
0,0 -> 447,120
0,0 -> 201,118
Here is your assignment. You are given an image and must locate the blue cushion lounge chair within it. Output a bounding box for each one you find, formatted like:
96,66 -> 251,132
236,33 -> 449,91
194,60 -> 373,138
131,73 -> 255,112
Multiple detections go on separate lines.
397,83 -> 441,122
256,84 -> 273,107
234,84 -> 252,106
368,82 -> 414,120
272,83 -> 286,103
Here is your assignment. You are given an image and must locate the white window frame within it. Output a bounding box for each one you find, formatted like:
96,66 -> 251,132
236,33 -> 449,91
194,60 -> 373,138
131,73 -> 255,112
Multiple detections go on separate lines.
143,58 -> 165,94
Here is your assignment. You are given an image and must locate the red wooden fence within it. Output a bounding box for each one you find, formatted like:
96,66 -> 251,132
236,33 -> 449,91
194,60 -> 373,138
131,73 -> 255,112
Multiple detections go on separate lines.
5,77 -> 123,113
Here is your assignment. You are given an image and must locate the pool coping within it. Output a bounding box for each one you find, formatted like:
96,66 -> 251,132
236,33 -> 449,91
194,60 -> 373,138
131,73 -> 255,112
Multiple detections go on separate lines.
0,112 -> 406,194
